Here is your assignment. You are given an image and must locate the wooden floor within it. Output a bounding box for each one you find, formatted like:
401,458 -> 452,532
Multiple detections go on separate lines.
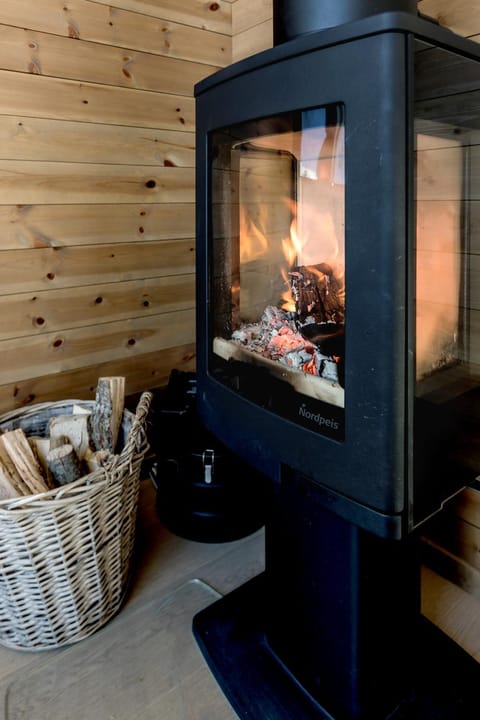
0,479 -> 478,719
0,480 -> 264,720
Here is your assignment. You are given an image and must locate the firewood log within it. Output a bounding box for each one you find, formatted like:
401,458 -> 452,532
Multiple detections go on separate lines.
46,444 -> 83,486
72,404 -> 91,415
48,414 -> 91,459
0,466 -> 23,499
289,263 -> 345,325
84,448 -> 113,473
89,377 -> 125,453
28,436 -> 55,489
0,429 -> 50,495
0,437 -> 31,497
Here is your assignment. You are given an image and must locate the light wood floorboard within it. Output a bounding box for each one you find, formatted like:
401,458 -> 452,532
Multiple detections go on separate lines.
0,480 -> 264,719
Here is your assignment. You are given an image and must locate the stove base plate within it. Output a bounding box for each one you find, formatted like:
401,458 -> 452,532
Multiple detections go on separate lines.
193,572 -> 480,720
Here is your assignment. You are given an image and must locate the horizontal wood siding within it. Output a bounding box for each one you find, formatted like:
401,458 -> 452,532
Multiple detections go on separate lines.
232,0 -> 272,62
0,0 -> 231,410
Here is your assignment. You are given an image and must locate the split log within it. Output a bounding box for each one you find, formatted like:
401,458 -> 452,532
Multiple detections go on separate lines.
49,414 -> 91,459
84,448 -> 113,473
0,463 -> 23,499
0,429 -> 50,495
72,404 -> 91,415
89,377 -> 125,453
28,436 -> 55,489
46,444 -> 83,486
0,439 -> 29,498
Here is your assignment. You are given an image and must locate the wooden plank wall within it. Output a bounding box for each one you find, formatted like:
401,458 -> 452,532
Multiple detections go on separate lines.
0,0 -> 232,411
232,0 -> 272,62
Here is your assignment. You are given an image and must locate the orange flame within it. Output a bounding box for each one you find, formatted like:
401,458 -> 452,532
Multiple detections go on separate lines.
239,208 -> 269,263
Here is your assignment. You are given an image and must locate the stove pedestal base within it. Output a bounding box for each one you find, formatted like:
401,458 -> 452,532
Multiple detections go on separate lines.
193,572 -> 480,720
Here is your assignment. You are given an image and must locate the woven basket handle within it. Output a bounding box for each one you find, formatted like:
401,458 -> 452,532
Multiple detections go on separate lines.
117,391 -> 153,466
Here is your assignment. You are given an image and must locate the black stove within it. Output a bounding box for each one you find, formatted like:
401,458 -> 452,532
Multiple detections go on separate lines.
192,2 -> 480,717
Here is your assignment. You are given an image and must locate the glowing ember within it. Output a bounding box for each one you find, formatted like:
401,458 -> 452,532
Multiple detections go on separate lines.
231,306 -> 341,383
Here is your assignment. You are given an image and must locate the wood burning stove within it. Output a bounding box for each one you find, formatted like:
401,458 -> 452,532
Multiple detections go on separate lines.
193,1 -> 480,718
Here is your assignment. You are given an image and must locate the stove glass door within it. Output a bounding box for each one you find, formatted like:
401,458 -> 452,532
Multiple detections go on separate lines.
209,105 -> 345,439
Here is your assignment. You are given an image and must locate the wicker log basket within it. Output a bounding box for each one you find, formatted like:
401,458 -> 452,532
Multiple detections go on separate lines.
0,391 -> 152,651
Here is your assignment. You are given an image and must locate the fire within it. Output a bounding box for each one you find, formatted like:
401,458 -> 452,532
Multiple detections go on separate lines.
282,218 -> 303,266
280,218 -> 303,312
279,201 -> 344,315
239,207 -> 269,263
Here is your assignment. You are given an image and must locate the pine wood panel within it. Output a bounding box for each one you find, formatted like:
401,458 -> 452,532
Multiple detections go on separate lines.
92,0 -> 232,34
0,116 -> 195,166
0,1 -> 206,407
420,0 -> 480,38
0,203 -> 194,250
0,309 -> 195,386
0,24 -> 220,96
0,345 -> 196,413
422,565 -> 480,662
231,0 -> 272,62
232,0 -> 272,36
433,515 -> 480,573
0,161 -> 194,205
232,20 -> 272,62
0,0 -> 230,67
0,70 -> 195,131
0,203 -> 195,250
0,275 -> 195,341
0,239 -> 195,293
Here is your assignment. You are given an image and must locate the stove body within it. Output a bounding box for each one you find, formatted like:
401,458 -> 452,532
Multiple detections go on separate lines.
193,3 -> 480,718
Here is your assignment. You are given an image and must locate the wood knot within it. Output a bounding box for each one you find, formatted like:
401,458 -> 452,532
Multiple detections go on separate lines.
209,2 -> 220,10
68,24 -> 80,39
28,61 -> 41,75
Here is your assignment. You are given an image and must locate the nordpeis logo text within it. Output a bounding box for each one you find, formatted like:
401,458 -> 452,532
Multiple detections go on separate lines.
299,403 -> 340,431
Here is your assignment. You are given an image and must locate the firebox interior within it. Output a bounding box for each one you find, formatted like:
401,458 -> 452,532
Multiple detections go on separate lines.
210,105 -> 346,427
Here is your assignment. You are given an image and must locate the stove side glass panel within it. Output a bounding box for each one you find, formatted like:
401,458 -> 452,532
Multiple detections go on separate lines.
210,106 -> 345,440
414,40 -> 480,523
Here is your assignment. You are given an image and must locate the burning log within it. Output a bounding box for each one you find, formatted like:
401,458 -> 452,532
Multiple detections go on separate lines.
287,263 -> 345,382
289,263 -> 345,325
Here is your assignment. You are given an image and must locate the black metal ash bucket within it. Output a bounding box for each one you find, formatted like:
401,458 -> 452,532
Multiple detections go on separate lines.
151,371 -> 270,543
